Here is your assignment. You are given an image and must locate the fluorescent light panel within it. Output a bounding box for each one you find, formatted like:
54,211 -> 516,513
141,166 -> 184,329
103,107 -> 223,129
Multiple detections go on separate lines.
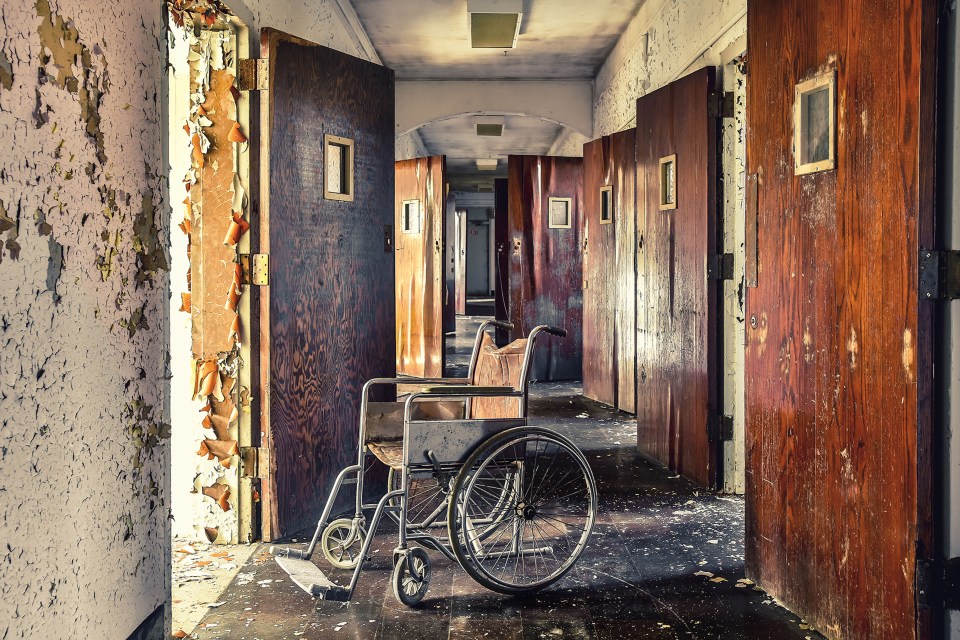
468,0 -> 522,49
475,116 -> 505,137
477,158 -> 499,171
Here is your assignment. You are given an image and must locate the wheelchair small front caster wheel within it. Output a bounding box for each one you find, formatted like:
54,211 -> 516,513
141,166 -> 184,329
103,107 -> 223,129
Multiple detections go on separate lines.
392,548 -> 431,606
321,518 -> 366,570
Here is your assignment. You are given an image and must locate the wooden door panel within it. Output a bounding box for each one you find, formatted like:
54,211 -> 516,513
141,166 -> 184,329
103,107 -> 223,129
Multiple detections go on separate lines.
505,155 -> 583,381
744,2 -> 936,638
613,129 -> 637,414
583,129 -> 638,412
260,29 -> 395,539
582,137 -> 616,406
395,156 -> 445,378
494,178 -> 510,343
636,68 -> 718,487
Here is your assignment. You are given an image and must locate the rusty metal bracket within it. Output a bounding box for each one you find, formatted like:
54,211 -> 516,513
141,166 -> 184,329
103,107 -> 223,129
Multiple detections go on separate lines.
708,91 -> 735,119
919,249 -> 960,300
707,414 -> 734,442
240,446 -> 261,478
238,58 -> 269,92
707,253 -> 734,281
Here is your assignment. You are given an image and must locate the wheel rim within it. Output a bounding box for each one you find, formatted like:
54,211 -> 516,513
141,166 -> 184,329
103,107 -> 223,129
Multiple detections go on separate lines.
323,520 -> 363,568
389,469 -> 449,529
457,433 -> 595,590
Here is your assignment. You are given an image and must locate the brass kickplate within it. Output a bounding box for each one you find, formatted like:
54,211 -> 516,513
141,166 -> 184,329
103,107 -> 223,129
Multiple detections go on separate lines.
253,253 -> 269,286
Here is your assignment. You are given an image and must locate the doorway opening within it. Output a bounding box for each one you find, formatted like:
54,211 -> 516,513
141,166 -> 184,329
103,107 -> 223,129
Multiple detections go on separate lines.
165,1 -> 256,633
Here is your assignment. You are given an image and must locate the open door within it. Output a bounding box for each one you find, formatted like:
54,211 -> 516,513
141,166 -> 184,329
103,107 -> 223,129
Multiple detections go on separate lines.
395,156 -> 445,378
503,155 -> 584,381
636,68 -> 720,488
744,1 -> 937,637
255,29 -> 396,540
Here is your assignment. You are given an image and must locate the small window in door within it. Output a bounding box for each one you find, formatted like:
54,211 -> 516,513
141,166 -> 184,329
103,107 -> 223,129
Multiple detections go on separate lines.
402,199 -> 421,234
324,134 -> 354,202
794,70 -> 836,175
600,186 -> 613,224
659,155 -> 677,210
548,197 -> 572,229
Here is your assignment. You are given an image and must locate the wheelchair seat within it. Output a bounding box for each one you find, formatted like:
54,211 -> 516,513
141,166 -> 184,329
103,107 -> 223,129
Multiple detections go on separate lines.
365,332 -> 527,469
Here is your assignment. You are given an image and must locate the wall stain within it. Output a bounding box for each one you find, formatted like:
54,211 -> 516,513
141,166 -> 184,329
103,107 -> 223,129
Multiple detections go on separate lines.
0,49 -> 12,91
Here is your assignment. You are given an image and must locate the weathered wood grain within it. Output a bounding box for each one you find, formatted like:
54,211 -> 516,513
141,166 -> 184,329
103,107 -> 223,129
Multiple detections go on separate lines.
636,68 -> 719,488
395,156 -> 445,378
582,130 -> 638,412
744,1 -> 937,638
505,155 -> 584,380
613,128 -> 638,414
260,29 -> 395,538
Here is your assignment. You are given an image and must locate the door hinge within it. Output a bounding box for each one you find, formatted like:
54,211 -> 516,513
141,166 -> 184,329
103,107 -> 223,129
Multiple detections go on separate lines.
708,414 -> 734,442
238,254 -> 252,285
238,58 -> 269,92
916,556 -> 960,610
240,446 -> 262,478
707,253 -> 735,281
252,253 -> 269,286
708,91 -> 735,119
919,249 -> 960,300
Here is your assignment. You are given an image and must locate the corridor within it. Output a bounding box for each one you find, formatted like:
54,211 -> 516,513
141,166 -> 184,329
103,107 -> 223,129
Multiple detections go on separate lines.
183,319 -> 822,640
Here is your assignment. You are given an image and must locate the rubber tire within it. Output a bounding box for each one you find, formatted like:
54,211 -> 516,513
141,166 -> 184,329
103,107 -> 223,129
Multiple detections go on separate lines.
392,547 -> 431,606
320,518 -> 365,570
446,426 -> 596,595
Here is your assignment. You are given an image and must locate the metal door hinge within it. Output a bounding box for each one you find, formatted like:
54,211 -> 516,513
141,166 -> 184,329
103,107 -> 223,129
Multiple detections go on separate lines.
384,224 -> 394,253
252,253 -> 269,286
916,556 -> 960,610
238,58 -> 269,91
708,414 -> 734,442
238,254 -> 252,285
240,447 -> 262,478
708,91 -> 735,119
919,249 -> 960,300
707,253 -> 735,281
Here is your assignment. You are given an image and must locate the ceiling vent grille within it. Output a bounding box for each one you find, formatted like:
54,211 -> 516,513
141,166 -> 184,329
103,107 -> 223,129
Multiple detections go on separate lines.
468,0 -> 522,49
476,123 -> 504,136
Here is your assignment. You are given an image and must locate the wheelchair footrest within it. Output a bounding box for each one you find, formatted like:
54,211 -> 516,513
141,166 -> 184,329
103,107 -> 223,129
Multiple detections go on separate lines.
274,556 -> 350,601
270,546 -> 310,560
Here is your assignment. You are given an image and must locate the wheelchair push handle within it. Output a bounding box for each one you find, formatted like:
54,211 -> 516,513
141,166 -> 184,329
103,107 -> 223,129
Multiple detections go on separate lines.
488,320 -> 514,332
543,326 -> 567,338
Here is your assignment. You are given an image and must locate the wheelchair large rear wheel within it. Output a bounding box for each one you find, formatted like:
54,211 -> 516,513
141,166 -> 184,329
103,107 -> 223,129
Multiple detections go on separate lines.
447,426 -> 596,594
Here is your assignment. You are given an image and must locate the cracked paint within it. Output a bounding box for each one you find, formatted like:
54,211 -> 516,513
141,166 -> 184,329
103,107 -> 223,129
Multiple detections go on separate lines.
0,0 -> 169,636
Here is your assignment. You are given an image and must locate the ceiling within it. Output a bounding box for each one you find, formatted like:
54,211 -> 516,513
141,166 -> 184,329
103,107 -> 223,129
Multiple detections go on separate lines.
351,0 -> 644,80
350,0 -> 642,189
418,114 -> 562,191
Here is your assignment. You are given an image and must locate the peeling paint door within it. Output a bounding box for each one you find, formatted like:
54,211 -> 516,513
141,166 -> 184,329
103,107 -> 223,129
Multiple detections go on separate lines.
744,1 -> 937,637
256,30 -> 396,540
636,68 -> 721,488
395,156 -> 445,378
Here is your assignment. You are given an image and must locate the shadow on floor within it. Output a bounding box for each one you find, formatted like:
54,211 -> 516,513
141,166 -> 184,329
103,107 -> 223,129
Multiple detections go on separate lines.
188,320 -> 823,639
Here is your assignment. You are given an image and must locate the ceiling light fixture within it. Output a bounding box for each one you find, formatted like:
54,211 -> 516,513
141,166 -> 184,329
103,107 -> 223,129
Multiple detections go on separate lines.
476,116 -> 505,136
468,0 -> 522,49
476,158 -> 499,171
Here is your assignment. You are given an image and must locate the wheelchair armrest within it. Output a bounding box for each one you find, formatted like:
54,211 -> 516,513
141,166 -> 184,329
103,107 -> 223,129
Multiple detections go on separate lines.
422,385 -> 516,396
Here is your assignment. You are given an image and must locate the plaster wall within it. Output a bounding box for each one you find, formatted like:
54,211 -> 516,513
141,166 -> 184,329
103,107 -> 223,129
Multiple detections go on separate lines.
0,1 -> 170,638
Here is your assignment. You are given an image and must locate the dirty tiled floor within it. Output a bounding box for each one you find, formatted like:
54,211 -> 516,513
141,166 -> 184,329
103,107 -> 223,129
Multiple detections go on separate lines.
188,317 -> 824,639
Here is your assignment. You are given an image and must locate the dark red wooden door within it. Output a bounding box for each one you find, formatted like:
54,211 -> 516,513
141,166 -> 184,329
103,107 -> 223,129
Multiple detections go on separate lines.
744,2 -> 937,638
258,29 -> 395,539
636,68 -> 719,488
505,155 -> 584,381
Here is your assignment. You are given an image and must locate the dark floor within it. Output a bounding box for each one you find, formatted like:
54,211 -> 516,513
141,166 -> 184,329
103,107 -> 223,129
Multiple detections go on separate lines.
190,316 -> 823,639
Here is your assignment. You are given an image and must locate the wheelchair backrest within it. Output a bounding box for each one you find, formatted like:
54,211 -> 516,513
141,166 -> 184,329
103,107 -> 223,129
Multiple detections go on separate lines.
470,332 -> 527,419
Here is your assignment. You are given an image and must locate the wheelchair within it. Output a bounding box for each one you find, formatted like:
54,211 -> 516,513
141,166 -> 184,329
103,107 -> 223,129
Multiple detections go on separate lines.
271,320 -> 597,606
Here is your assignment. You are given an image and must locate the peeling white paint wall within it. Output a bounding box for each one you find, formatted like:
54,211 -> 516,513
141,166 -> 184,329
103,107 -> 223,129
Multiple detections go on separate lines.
593,0 -> 746,138
0,0 -> 170,637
